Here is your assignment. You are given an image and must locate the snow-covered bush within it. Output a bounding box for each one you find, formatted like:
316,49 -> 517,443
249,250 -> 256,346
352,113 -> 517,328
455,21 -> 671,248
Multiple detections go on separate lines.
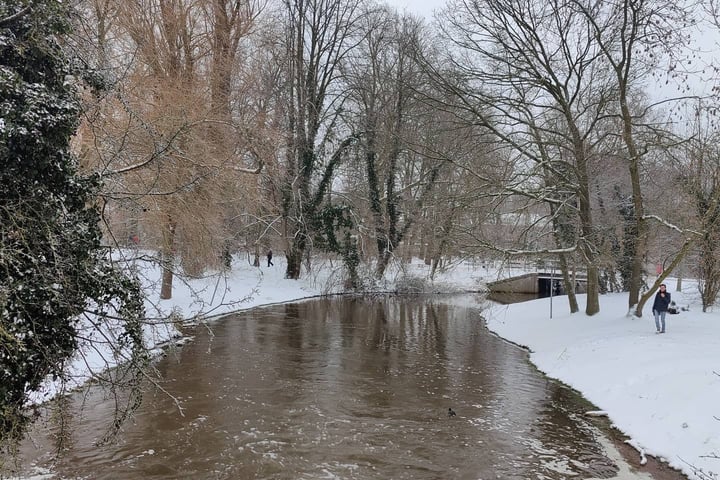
394,275 -> 430,294
0,0 -> 146,447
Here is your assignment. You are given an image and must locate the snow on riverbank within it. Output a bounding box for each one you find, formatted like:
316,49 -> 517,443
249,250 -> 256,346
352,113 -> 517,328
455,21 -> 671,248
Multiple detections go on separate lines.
29,254 -> 488,404
28,252 -> 720,479
484,285 -> 720,480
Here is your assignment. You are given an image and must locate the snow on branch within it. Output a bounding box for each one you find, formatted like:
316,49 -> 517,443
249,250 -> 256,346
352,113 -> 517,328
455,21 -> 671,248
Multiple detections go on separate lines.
643,214 -> 702,236
0,5 -> 30,27
504,246 -> 577,256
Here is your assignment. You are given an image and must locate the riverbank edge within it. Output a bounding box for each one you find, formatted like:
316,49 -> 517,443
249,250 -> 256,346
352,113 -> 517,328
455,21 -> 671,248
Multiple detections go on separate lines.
479,314 -> 689,480
12,290 -> 691,480
167,289 -> 688,480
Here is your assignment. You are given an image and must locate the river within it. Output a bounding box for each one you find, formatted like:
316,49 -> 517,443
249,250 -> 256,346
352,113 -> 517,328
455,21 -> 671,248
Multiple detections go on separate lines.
5,295 -> 683,479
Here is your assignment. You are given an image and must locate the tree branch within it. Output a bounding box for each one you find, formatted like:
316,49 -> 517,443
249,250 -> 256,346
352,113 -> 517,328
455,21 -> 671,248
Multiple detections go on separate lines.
0,5 -> 31,28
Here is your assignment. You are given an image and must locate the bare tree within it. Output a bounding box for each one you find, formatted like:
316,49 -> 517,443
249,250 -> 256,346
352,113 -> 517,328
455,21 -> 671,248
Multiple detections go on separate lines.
430,0 -> 628,314
279,0 -> 363,279
74,0 -> 267,299
571,0 -> 697,314
672,104 -> 720,311
344,9 -> 451,277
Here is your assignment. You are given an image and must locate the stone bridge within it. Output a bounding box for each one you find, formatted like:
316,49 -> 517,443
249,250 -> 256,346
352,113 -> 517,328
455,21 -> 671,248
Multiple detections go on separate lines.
487,272 -> 587,297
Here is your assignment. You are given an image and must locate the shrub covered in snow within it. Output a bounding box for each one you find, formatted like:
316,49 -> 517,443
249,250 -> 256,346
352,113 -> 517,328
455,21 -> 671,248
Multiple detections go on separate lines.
0,0 -> 146,447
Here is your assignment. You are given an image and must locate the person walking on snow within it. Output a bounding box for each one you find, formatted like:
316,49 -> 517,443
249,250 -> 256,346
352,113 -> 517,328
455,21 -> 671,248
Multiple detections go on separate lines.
266,249 -> 273,267
652,283 -> 671,334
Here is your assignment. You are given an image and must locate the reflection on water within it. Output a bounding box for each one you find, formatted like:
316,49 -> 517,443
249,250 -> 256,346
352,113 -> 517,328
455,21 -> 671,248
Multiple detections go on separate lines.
14,296 -> 620,479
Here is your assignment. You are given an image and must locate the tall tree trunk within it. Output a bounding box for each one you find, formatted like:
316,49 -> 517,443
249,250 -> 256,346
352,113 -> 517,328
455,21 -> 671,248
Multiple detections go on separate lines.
577,187 -> 599,315
375,37 -> 408,278
558,254 -> 580,313
364,119 -> 389,268
567,118 -> 599,315
429,208 -> 454,281
284,237 -> 304,279
252,244 -> 260,267
624,95 -> 648,313
160,215 -> 176,300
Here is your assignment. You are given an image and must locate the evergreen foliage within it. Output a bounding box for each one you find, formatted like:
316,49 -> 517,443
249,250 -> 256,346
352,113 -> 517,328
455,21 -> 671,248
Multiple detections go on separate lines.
313,205 -> 360,289
616,189 -> 638,291
0,0 -> 146,446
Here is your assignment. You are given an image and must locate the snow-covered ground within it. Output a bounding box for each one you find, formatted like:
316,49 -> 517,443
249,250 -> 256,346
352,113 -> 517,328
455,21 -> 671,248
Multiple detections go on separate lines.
484,284 -> 720,480
26,253 -> 720,479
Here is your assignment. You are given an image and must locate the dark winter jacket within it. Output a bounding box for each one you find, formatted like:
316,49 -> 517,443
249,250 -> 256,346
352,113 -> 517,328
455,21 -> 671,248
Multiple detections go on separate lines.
652,290 -> 672,312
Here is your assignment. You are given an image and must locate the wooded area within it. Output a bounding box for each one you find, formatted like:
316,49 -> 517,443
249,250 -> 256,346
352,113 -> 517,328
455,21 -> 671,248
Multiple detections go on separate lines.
72,0 -> 720,316
8,0 -> 720,327
4,0 -> 720,454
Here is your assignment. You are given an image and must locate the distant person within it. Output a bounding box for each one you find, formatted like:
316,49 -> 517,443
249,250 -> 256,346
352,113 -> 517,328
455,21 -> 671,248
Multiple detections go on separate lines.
652,283 -> 671,334
267,249 -> 273,267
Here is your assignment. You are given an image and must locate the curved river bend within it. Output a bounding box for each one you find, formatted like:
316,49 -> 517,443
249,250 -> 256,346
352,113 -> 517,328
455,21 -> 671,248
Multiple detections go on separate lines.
14,296 -> 657,479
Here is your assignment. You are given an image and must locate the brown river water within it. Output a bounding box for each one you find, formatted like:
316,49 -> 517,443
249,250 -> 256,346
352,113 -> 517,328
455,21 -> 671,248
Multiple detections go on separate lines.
5,295 -> 683,479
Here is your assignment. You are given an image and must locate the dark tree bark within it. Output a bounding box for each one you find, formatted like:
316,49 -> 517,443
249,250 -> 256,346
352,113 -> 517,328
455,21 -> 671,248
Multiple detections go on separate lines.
280,0 -> 362,279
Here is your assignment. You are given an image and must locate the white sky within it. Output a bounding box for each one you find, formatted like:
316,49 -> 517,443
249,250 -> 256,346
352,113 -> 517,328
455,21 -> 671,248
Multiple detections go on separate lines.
381,0 -> 720,106
382,0 -> 446,19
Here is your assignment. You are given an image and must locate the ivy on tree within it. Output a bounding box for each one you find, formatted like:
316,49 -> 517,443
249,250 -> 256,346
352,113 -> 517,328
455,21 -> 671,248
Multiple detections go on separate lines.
0,0 -> 146,446
312,204 -> 361,289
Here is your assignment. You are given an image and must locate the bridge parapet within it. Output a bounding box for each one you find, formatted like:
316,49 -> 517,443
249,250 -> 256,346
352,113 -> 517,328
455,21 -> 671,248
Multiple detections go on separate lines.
488,272 -> 587,295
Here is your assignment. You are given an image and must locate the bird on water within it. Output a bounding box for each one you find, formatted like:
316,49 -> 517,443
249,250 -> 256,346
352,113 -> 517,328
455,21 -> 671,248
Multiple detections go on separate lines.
448,408 -> 456,417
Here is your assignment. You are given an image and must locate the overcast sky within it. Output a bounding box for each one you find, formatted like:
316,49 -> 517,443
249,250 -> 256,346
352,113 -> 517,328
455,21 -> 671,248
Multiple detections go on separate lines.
383,0 -> 446,19
382,0 -> 719,104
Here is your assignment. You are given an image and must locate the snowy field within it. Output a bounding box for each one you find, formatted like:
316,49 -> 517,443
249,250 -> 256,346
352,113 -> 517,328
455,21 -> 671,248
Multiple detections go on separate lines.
484,285 -> 720,480
24,253 -> 720,479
